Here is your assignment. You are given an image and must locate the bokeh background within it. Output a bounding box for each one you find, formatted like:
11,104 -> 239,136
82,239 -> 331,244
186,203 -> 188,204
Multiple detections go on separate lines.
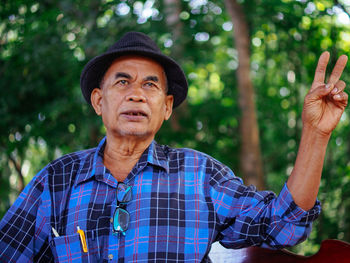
2,0 -> 350,257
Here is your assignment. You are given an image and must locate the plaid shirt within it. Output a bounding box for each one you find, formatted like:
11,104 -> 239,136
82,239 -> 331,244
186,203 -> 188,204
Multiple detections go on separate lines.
0,137 -> 320,262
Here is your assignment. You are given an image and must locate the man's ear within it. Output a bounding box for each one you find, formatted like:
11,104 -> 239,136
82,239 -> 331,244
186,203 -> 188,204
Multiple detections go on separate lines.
91,88 -> 103,116
164,95 -> 174,121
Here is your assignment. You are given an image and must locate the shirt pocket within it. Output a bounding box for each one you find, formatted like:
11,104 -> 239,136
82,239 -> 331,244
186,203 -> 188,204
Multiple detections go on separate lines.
50,233 -> 100,263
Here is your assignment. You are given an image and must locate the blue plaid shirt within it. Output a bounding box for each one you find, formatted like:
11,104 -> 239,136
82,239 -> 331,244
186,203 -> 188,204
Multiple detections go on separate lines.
0,137 -> 320,262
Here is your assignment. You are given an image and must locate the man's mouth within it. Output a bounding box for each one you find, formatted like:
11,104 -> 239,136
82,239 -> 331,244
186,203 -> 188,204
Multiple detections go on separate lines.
121,110 -> 148,118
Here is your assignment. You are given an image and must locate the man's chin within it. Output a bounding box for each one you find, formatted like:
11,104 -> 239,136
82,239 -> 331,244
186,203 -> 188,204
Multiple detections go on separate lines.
117,129 -> 151,138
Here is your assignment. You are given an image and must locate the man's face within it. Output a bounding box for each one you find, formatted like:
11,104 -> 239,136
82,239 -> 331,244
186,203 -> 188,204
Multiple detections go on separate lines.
91,55 -> 173,141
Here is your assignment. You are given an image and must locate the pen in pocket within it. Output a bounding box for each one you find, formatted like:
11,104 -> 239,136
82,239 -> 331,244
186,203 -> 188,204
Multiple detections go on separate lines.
77,226 -> 88,253
51,227 -> 60,237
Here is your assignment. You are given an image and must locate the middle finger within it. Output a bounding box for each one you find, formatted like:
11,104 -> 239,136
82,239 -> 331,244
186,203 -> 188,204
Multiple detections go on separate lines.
328,55 -> 348,85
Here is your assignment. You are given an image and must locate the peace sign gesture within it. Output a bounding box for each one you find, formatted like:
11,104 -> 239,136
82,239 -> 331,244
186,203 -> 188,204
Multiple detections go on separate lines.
302,51 -> 348,135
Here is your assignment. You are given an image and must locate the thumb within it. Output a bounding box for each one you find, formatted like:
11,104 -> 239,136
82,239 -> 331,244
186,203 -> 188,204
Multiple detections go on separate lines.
307,83 -> 334,101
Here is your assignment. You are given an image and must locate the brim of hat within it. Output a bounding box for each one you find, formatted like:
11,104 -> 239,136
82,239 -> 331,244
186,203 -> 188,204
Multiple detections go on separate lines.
80,48 -> 188,108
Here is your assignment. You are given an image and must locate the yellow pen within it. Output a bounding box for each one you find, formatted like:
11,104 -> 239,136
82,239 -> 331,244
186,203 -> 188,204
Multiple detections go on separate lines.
77,226 -> 88,253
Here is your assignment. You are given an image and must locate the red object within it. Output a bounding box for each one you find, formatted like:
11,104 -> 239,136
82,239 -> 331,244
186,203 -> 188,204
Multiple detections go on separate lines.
228,240 -> 350,263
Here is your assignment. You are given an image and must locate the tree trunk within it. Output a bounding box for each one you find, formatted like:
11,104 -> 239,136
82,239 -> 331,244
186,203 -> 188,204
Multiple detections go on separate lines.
225,0 -> 265,190
164,0 -> 187,131
164,0 -> 183,50
8,154 -> 25,193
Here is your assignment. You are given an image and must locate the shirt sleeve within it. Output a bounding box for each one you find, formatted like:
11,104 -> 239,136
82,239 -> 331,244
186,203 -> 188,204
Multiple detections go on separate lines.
209,168 -> 321,249
0,167 -> 52,262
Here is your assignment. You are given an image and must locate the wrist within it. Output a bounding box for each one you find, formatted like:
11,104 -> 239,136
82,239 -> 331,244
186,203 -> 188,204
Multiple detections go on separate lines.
302,123 -> 332,141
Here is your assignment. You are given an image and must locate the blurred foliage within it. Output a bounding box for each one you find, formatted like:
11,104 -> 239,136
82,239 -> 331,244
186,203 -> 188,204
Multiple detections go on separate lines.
1,0 -> 350,256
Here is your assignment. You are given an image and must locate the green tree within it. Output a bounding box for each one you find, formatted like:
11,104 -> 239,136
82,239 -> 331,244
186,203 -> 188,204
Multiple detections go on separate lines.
2,0 -> 350,256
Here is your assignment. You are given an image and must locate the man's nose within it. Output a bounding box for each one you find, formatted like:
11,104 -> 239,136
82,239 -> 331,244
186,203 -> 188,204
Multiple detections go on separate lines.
125,84 -> 146,102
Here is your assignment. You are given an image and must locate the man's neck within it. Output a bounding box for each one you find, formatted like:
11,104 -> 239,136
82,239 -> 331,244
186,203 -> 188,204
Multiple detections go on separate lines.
103,134 -> 154,182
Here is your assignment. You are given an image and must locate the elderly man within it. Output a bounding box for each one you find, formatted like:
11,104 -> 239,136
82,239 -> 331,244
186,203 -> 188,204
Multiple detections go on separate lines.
0,32 -> 348,262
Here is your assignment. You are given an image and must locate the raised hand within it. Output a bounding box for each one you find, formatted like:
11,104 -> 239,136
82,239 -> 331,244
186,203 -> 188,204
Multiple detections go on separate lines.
302,51 -> 348,135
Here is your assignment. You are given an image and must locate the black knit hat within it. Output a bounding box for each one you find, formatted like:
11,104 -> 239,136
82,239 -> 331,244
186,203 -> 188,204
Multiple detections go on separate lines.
80,32 -> 188,108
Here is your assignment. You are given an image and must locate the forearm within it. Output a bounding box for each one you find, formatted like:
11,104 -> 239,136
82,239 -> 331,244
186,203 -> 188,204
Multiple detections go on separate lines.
287,125 -> 331,211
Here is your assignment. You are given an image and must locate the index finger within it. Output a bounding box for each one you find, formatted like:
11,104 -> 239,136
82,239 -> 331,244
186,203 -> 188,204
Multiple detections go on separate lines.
328,54 -> 348,85
313,51 -> 330,84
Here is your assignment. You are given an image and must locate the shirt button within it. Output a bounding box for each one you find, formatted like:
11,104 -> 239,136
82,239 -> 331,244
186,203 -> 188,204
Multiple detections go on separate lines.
108,254 -> 113,260
110,218 -> 113,223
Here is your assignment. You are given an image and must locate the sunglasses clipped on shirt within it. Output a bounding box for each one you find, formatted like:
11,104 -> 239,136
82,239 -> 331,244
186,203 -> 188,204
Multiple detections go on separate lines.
112,182 -> 132,236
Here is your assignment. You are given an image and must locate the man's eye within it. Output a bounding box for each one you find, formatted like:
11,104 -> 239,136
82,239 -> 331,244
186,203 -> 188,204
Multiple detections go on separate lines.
144,82 -> 157,88
117,80 -> 128,85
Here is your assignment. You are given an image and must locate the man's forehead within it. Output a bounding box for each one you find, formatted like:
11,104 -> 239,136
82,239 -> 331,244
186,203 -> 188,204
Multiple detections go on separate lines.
110,55 -> 164,70
103,55 -> 167,83
101,54 -> 168,88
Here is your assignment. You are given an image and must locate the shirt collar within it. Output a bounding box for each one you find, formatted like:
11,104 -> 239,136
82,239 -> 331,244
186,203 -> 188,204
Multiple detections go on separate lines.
75,137 -> 169,186
74,137 -> 107,187
146,140 -> 169,173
